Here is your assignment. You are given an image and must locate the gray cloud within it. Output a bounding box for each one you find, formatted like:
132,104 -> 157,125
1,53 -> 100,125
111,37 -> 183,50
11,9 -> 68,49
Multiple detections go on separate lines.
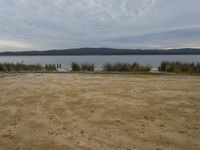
0,0 -> 200,51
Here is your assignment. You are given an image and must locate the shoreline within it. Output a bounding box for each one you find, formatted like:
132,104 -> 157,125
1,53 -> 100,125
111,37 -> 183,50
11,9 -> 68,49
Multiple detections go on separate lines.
0,71 -> 199,75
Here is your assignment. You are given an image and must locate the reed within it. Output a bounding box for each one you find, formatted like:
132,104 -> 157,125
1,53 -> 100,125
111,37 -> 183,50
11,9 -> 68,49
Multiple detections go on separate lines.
71,62 -> 94,71
81,63 -> 94,71
159,61 -> 200,73
0,63 -> 43,72
103,63 -> 151,72
45,64 -> 56,71
0,63 -> 56,72
71,62 -> 81,71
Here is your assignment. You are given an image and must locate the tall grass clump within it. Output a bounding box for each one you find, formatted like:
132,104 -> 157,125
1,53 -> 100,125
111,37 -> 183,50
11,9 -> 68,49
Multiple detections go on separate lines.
0,63 -> 58,72
103,63 -> 151,72
159,61 -> 200,73
71,62 -> 81,71
72,62 -> 95,71
103,63 -> 131,72
71,62 -> 94,71
24,64 -> 43,71
81,63 -> 94,71
0,63 -> 43,72
45,64 -> 56,71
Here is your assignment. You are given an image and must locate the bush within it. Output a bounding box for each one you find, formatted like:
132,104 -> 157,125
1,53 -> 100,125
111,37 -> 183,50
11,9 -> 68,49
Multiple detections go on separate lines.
71,62 -> 95,71
81,63 -> 94,71
139,65 -> 152,72
103,63 -> 131,72
45,64 -> 56,71
159,61 -> 169,72
103,63 -> 151,72
71,62 -> 81,71
159,61 -> 200,73
0,63 -> 56,72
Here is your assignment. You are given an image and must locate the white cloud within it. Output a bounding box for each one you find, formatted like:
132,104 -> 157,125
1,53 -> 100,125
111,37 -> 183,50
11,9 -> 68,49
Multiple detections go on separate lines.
0,40 -> 33,49
0,0 -> 200,51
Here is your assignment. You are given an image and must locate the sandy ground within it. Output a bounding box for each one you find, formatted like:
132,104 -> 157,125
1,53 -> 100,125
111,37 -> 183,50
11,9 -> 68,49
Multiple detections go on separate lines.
0,73 -> 200,150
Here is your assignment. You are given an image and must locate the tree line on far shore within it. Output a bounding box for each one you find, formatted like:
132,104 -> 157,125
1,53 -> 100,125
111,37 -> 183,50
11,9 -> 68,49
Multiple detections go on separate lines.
0,61 -> 200,74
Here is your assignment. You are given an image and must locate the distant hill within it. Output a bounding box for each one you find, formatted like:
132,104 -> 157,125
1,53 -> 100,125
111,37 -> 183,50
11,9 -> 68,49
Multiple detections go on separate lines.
0,48 -> 200,55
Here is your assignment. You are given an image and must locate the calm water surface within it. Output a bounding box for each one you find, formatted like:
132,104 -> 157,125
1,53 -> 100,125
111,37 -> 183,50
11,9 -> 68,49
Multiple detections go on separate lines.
0,55 -> 199,69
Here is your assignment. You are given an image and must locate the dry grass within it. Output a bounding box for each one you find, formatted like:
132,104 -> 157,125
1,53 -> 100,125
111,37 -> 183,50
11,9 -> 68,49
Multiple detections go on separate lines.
0,73 -> 200,150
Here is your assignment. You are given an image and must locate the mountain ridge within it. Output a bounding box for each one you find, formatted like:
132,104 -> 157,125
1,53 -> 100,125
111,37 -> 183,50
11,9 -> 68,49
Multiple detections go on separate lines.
0,48 -> 200,55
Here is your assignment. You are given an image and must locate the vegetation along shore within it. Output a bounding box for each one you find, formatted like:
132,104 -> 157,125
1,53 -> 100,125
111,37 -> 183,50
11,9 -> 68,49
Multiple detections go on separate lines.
0,61 -> 199,74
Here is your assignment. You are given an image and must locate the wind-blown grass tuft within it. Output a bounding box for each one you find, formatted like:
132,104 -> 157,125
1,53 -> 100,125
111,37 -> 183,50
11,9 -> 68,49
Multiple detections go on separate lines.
0,63 -> 57,72
103,63 -> 151,72
159,61 -> 200,73
71,62 -> 94,71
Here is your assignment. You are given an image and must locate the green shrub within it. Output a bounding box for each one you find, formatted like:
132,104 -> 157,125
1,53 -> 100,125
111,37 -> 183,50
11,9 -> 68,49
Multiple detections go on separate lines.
45,64 -> 56,71
0,63 -> 55,72
81,63 -> 94,71
139,65 -> 152,72
159,61 -> 169,71
71,62 -> 95,71
104,63 -> 131,72
159,61 -> 200,73
71,62 -> 81,71
103,63 -> 151,72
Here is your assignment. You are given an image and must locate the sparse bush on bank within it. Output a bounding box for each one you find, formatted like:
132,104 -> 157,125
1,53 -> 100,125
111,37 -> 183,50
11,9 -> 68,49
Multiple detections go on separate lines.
0,63 -> 43,72
0,63 -> 56,72
81,63 -> 94,71
71,62 -> 81,71
45,64 -> 56,71
159,61 -> 200,73
1,61 -> 200,74
71,62 -> 94,71
103,63 -> 151,72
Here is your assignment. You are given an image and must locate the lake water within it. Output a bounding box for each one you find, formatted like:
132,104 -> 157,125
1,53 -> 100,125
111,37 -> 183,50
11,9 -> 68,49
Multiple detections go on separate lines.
0,55 -> 199,69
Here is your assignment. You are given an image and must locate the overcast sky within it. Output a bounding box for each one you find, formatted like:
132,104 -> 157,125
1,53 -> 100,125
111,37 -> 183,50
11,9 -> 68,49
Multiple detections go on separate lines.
0,0 -> 200,51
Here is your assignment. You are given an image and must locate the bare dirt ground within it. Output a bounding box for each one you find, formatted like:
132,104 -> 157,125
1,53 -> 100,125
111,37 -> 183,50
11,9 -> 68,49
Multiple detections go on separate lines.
0,73 -> 200,150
